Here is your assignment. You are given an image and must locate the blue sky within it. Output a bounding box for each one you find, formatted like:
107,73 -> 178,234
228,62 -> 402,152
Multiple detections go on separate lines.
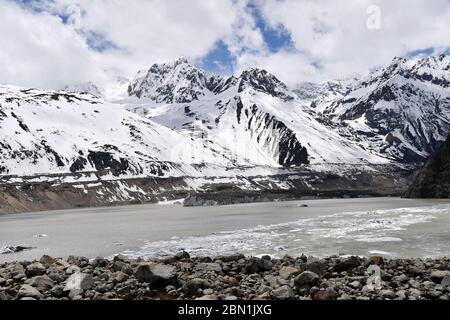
192,2 -> 296,75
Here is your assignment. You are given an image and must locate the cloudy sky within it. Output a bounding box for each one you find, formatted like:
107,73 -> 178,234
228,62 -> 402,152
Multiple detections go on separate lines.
1,0 -> 449,89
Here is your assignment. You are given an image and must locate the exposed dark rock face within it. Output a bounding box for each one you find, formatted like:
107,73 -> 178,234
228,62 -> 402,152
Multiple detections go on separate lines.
238,69 -> 293,101
69,157 -> 88,173
405,135 -> 450,198
87,151 -> 129,176
320,55 -> 450,163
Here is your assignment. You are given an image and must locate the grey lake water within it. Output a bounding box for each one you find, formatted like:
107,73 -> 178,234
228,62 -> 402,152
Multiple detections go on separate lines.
1,197 -> 450,263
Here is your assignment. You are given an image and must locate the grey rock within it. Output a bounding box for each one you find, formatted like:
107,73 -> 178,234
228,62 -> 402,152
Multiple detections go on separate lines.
114,272 -> 129,283
245,259 -> 260,274
441,276 -> 450,287
381,290 -> 396,299
409,288 -> 422,298
0,292 -> 10,300
19,284 -> 43,300
121,264 -> 134,276
334,256 -> 361,272
25,262 -> 47,277
348,281 -> 362,289
39,255 -> 56,266
312,287 -> 337,300
183,278 -> 209,296
51,285 -> 65,298
27,275 -> 54,291
392,274 -> 409,283
271,285 -> 295,300
196,263 -> 222,273
245,258 -> 272,274
431,271 -> 450,283
396,290 -> 407,300
69,290 -> 83,300
48,272 -> 65,283
195,294 -> 218,300
294,271 -> 320,288
175,251 -> 190,261
259,259 -> 273,272
112,261 -> 126,272
8,263 -> 25,277
279,266 -> 300,280
257,292 -> 271,300
306,261 -> 325,277
134,263 -> 177,288
91,257 -> 107,268
66,265 -> 81,275
64,272 -> 94,291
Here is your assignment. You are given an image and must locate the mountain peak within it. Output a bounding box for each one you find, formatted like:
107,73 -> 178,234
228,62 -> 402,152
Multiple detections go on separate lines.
238,68 -> 293,101
128,58 -> 225,103
174,56 -> 190,67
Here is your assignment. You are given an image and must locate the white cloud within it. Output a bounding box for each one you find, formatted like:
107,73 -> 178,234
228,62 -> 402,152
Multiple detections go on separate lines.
0,0 -> 104,88
255,0 -> 450,83
0,0 -> 249,89
0,0 -> 448,89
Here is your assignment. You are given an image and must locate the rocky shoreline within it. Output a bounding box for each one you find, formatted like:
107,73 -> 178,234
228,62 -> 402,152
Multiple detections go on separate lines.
1,253 -> 450,301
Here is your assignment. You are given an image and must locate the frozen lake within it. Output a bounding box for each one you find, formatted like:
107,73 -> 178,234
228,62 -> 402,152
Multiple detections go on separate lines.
1,198 -> 449,262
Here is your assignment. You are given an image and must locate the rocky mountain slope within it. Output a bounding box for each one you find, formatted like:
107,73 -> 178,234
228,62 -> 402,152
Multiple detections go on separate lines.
405,134 -> 450,198
124,59 -> 389,167
311,55 -> 450,163
1,55 -> 448,213
0,85 -> 240,178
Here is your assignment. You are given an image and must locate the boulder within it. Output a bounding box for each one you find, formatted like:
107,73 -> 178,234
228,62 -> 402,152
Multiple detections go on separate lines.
271,285 -> 295,300
431,271 -> 450,283
27,275 -> 54,291
64,272 -> 94,292
279,266 -> 300,280
18,284 -> 43,300
441,276 -> 450,288
381,290 -> 397,299
245,258 -> 273,274
312,287 -> 337,300
183,278 -> 209,297
348,281 -> 362,289
306,261 -> 325,276
39,255 -> 56,266
66,265 -> 81,275
334,256 -> 361,272
175,251 -> 190,261
370,256 -> 384,266
25,262 -> 47,277
91,257 -> 108,268
294,271 -> 320,288
134,263 -> 177,288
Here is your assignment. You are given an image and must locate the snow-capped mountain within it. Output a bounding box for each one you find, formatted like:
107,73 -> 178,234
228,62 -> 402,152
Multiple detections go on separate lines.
2,56 -> 447,213
62,82 -> 103,98
124,59 -> 388,167
0,85 -> 241,178
127,57 -> 228,103
313,55 -> 450,162
294,79 -> 356,113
